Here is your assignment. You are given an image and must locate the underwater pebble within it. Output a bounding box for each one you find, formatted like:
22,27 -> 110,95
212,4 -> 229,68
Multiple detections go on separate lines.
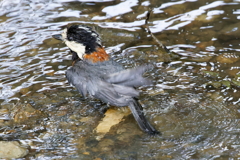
164,4 -> 186,16
96,139 -> 114,152
20,87 -> 31,96
216,53 -> 239,64
196,41 -> 213,50
0,108 -> 11,120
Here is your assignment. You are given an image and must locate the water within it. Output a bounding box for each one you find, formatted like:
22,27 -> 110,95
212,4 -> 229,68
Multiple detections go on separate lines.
0,0 -> 240,159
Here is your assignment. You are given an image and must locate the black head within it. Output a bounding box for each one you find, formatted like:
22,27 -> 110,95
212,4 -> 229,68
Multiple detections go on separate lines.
66,25 -> 101,54
53,25 -> 103,60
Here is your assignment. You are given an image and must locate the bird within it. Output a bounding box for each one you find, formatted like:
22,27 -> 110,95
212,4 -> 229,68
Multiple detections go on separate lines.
52,25 -> 159,135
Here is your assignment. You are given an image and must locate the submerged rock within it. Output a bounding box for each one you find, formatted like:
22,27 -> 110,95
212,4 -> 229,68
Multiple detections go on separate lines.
13,103 -> 47,124
95,107 -> 131,140
218,22 -> 240,41
0,141 -> 28,158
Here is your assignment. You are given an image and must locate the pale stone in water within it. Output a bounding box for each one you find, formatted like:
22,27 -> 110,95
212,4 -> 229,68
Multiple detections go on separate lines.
0,141 -> 28,158
96,107 -> 131,135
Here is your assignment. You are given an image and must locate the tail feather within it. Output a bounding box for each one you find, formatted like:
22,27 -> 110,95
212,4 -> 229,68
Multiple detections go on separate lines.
128,99 -> 159,135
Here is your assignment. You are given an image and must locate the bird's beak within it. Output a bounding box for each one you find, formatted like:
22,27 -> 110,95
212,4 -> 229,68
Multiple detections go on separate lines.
52,34 -> 63,41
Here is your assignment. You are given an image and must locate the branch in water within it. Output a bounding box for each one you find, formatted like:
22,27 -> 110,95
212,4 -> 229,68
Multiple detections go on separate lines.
145,9 -> 170,54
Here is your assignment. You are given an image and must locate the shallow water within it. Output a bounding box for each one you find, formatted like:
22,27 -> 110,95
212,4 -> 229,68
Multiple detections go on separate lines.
0,0 -> 240,159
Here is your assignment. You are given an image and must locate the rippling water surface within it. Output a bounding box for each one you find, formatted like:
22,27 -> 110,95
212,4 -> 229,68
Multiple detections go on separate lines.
0,0 -> 240,159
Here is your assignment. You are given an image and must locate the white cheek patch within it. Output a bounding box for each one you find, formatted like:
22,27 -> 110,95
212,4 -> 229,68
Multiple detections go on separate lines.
65,41 -> 86,59
61,28 -> 86,59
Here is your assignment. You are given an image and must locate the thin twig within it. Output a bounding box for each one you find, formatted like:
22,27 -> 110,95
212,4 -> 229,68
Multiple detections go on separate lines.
145,9 -> 170,54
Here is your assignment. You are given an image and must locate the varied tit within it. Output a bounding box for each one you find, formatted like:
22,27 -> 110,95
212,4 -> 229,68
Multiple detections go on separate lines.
53,25 -> 159,135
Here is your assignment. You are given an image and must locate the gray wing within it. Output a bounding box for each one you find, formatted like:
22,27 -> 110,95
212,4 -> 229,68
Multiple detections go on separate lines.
92,80 -> 139,106
104,65 -> 153,87
66,66 -> 89,97
66,66 -> 139,107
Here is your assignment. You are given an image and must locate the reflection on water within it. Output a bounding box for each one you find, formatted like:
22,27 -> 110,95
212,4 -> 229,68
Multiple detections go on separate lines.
0,0 -> 240,159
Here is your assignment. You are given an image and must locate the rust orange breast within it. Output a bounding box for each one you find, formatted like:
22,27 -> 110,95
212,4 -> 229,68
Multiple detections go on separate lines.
83,47 -> 109,63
